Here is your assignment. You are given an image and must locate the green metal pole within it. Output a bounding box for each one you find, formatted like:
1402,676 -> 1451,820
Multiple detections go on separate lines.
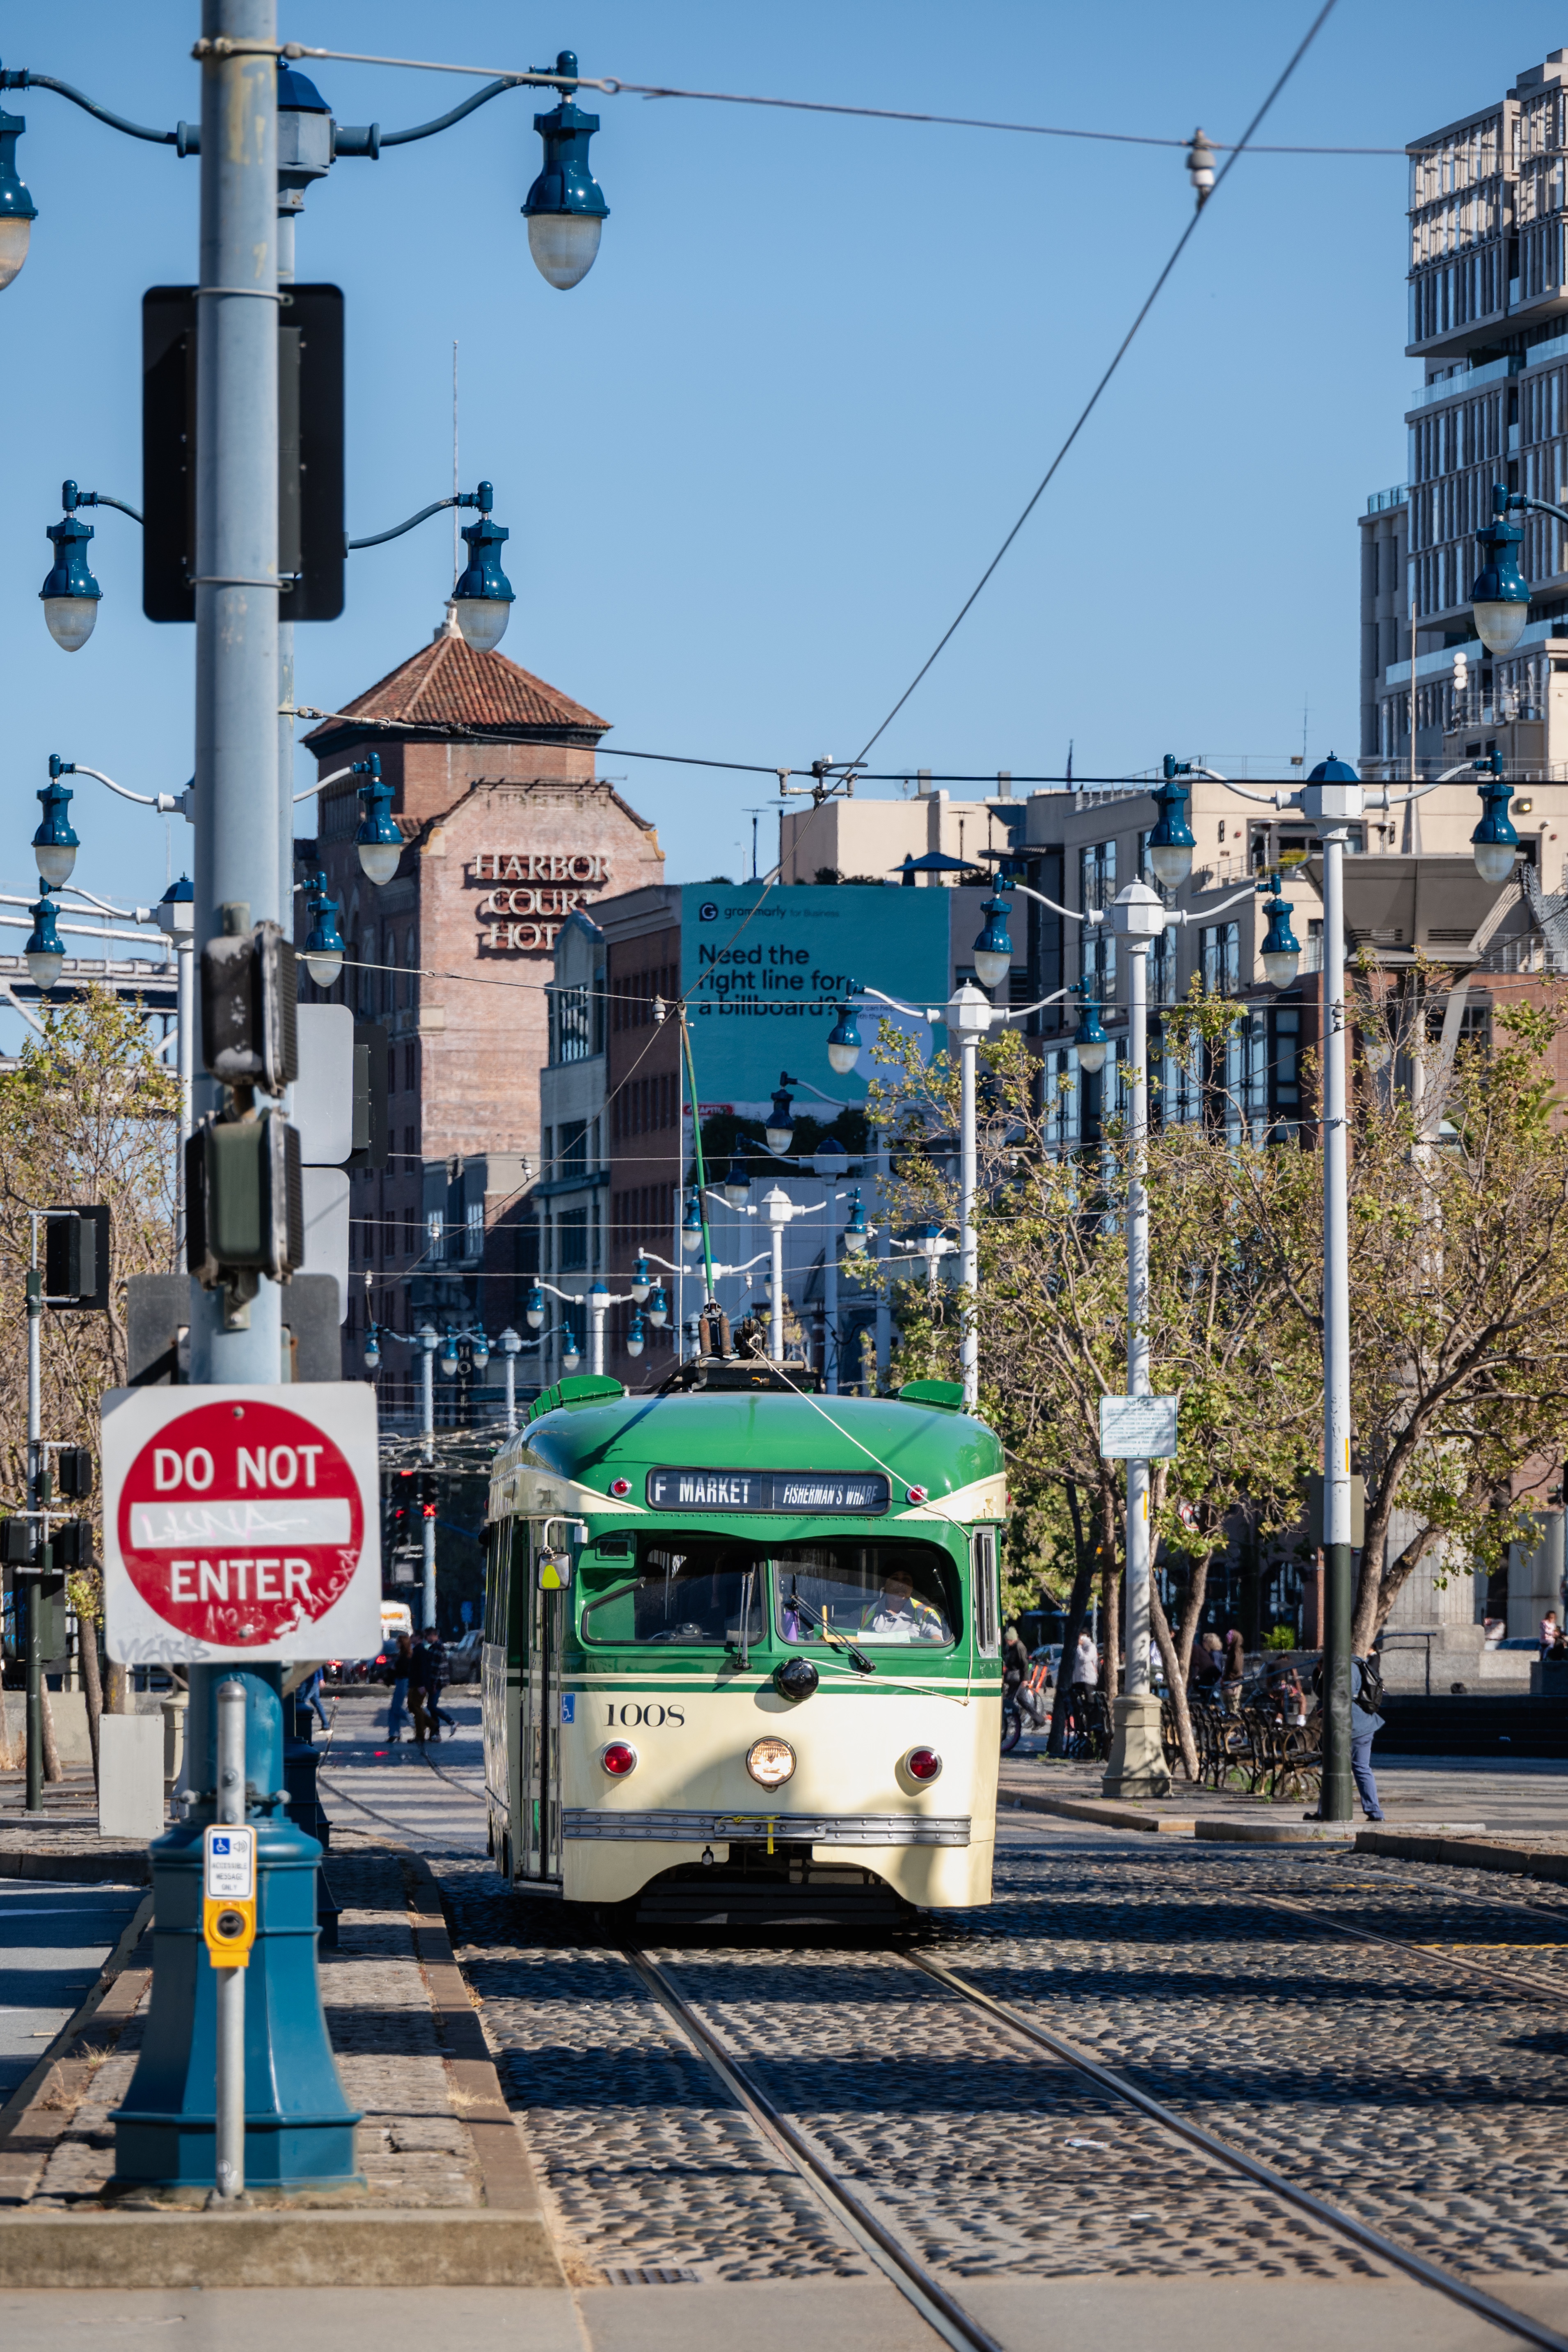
678,1014 -> 717,1302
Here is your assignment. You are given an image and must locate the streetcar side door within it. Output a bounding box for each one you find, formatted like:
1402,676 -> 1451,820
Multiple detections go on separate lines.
515,1520 -> 565,1887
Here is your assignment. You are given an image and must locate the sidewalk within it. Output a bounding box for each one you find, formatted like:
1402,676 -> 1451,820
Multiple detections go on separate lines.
0,1826 -> 563,2285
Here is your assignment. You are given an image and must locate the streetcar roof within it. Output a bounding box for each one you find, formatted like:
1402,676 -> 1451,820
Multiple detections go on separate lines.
493,1389 -> 1003,1521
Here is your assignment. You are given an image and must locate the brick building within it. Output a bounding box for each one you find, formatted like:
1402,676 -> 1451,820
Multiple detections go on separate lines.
298,615 -> 664,1413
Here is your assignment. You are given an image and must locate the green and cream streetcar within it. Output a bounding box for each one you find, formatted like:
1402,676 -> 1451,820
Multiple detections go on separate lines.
481,1361 -> 1005,1923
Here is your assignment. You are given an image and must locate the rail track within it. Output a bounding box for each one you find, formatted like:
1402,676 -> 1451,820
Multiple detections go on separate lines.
317,1710 -> 1568,2348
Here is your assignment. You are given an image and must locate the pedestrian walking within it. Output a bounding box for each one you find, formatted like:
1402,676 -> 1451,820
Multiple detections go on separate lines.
1190,1630 -> 1223,1696
409,1636 -> 435,1744
298,1666 -> 330,1733
426,1636 -> 457,1740
1541,1608 -> 1561,1659
1072,1629 -> 1098,1688
1220,1629 -> 1246,1715
386,1634 -> 412,1744
1348,1652 -> 1386,1820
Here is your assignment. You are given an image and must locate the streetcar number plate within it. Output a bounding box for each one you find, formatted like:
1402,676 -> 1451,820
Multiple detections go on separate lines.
645,1467 -> 890,1514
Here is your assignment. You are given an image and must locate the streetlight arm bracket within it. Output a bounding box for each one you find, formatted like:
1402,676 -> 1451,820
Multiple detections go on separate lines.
1008,879 -> 1101,924
62,762 -> 174,812
346,488 -> 487,553
0,68 -> 182,146
65,490 -> 144,525
374,78 -> 524,148
293,761 -> 374,804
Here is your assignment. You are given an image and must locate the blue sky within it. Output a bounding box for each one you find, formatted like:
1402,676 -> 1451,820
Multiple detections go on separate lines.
1,1 -> 1563,920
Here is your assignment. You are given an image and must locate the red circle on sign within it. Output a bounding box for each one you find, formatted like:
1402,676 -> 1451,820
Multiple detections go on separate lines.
117,1399 -> 364,1647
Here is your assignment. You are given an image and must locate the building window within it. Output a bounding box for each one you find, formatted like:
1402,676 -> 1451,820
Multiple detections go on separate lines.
549,984 -> 596,1065
1199,922 -> 1240,996
427,1211 -> 443,1260
559,1120 -> 588,1178
1150,922 -> 1178,1007
465,1200 -> 484,1261
559,1209 -> 589,1272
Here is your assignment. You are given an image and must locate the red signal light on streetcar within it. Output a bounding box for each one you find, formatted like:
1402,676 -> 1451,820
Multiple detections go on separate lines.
905,1747 -> 942,1783
609,1478 -> 630,1497
906,1485 -> 928,1505
602,1741 -> 638,1777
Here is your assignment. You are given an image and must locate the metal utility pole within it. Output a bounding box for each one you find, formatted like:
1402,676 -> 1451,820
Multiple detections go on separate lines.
24,1265 -> 43,1816
952,992 -> 987,1411
822,1218 -> 839,1395
1316,805 -> 1355,1821
421,1334 -> 437,1634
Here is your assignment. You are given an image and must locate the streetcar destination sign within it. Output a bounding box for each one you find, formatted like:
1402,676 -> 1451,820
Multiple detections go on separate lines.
101,1383 -> 382,1663
645,1467 -> 890,1515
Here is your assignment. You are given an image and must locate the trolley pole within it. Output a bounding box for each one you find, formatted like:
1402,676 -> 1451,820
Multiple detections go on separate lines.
211,1678 -> 246,2205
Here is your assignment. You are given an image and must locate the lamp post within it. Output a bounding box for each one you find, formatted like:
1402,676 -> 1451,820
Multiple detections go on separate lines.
498,1326 -> 522,1433
418,1325 -> 438,1633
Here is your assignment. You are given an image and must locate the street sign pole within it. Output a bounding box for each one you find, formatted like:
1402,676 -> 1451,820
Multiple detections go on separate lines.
211,1678 -> 246,2204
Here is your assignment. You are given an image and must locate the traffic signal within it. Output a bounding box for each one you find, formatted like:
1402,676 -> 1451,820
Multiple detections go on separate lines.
201,920 -> 299,1094
419,1473 -> 437,1518
53,1521 -> 94,1568
348,1021 -> 389,1170
44,1205 -> 110,1312
0,1519 -> 37,1566
186,1115 -> 305,1285
56,1448 -> 93,1501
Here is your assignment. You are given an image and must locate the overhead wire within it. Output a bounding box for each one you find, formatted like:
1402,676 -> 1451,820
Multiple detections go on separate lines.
847,0 -> 1345,768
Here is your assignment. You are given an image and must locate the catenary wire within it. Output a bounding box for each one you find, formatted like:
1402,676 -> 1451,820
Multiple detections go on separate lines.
848,0 -> 1344,768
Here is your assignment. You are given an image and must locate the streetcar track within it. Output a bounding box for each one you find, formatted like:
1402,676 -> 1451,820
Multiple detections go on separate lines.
905,1948 -> 1568,2351
625,1945 -> 1005,2352
1250,1887 -> 1568,2007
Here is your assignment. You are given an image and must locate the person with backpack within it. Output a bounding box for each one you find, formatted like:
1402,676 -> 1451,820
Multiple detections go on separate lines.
1349,1650 -> 1386,1821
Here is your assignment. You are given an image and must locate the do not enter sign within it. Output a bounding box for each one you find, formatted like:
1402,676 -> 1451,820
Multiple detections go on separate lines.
102,1384 -> 381,1663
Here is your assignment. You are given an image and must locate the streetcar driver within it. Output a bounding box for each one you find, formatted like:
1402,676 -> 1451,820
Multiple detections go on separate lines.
860,1565 -> 945,1643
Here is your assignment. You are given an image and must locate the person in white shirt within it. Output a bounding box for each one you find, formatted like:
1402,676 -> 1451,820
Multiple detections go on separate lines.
1073,1631 -> 1099,1687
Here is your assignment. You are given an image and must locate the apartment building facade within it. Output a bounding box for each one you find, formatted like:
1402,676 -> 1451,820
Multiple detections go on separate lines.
1362,47 -> 1568,785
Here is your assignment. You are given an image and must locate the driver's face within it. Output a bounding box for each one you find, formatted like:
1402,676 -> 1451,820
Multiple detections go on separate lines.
882,1575 -> 913,1603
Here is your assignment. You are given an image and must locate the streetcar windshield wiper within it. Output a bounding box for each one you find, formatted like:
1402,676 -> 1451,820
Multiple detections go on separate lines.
785,1579 -> 876,1675
730,1565 -> 755,1672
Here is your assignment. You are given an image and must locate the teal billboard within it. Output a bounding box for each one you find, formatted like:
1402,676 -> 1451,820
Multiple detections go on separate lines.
681,883 -> 949,1106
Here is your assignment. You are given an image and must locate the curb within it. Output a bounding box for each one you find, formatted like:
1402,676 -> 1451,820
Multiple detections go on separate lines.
1001,1790 -> 1195,1835
0,1848 -> 149,1884
0,2208 -> 560,2288
1356,1828 -> 1568,1882
1193,1818 -> 1354,1844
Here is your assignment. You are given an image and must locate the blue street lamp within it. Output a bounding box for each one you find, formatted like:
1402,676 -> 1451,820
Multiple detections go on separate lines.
450,482 -> 514,652
525,1282 -> 545,1329
363,1324 -> 381,1372
1472,756 -> 1519,883
561,1323 -> 581,1373
844,1187 -> 869,1255
23,887 -> 64,993
522,53 -> 609,290
629,1252 -> 652,1302
765,1074 -> 797,1155
302,879 -> 346,989
438,1328 -> 461,1379
32,763 -> 78,888
1258,873 -> 1301,988
1148,762 -> 1197,886
0,102 -> 36,292
647,1282 -> 669,1328
1072,980 -> 1109,1075
681,1190 -> 705,1253
627,1307 -> 646,1359
719,1151 -> 750,1208
39,494 -> 101,652
354,756 -> 402,885
468,1329 -> 491,1375
826,996 -> 863,1077
971,885 -> 1014,992
1470,486 -> 1531,657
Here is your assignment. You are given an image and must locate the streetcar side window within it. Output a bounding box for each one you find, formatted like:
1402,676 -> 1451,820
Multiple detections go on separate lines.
971,1529 -> 1000,1657
773,1542 -> 955,1647
581,1540 -> 767,1647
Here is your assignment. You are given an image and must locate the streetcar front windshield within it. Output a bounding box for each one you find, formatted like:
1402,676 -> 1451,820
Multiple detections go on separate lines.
580,1539 -> 768,1647
774,1541 -> 955,1647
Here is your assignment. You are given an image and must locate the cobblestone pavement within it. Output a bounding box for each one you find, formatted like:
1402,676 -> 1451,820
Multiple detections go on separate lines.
437,1829 -> 1568,2296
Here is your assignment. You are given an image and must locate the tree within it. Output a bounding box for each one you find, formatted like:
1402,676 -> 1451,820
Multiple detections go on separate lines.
0,990 -> 178,1753
868,1012 -> 1319,1776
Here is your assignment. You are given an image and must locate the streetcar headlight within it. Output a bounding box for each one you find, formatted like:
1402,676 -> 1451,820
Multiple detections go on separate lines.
602,1741 -> 638,1777
746,1735 -> 796,1789
904,1746 -> 943,1783
772,1657 -> 819,1704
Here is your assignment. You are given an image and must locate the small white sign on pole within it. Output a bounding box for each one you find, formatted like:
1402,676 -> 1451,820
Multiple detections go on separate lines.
1099,1394 -> 1179,1460
101,1382 -> 382,1664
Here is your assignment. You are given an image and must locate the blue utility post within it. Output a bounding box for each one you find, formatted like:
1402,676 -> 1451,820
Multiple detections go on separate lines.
110,1 -> 358,2194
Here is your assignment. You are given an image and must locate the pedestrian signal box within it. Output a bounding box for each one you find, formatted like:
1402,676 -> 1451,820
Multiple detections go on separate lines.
202,1824 -> 256,1968
45,1206 -> 110,1313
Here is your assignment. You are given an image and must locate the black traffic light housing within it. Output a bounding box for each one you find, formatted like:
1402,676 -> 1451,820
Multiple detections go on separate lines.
44,1205 -> 110,1312
0,1519 -> 37,1566
53,1521 -> 94,1569
187,1115 -> 304,1285
349,1020 -> 389,1170
201,918 -> 299,1094
55,1448 -> 93,1501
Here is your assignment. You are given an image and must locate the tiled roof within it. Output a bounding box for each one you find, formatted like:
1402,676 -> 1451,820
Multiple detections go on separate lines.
303,631 -> 608,747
